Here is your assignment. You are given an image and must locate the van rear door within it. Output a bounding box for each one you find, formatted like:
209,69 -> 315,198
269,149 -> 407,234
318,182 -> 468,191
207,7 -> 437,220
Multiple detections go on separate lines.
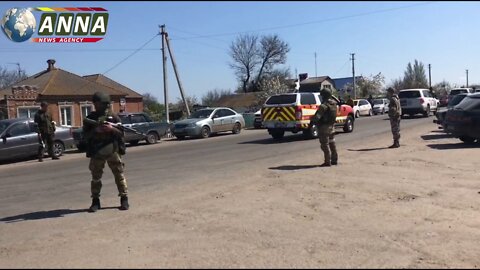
262,94 -> 297,122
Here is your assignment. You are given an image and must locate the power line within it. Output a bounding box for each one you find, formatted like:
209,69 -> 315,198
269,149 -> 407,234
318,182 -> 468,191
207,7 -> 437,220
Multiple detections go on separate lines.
171,2 -> 436,40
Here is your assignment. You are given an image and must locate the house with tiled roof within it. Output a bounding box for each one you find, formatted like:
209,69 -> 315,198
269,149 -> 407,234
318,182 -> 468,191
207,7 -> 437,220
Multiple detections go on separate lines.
0,59 -> 144,127
297,75 -> 336,93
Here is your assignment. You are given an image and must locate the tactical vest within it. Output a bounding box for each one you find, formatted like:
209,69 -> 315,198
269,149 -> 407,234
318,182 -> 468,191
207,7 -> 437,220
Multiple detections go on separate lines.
319,100 -> 337,125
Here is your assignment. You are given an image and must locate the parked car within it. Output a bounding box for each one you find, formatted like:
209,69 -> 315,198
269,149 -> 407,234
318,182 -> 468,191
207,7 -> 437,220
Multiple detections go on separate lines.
253,109 -> 263,129
399,88 -> 438,118
353,99 -> 373,118
172,107 -> 245,139
444,93 -> 480,143
73,112 -> 170,151
372,98 -> 389,115
434,93 -> 469,129
0,118 -> 75,162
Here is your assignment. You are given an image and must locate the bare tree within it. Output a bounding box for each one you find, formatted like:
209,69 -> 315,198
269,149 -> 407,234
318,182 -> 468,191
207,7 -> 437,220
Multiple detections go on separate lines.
201,88 -> 233,107
0,66 -> 28,89
229,34 -> 259,94
254,34 -> 290,91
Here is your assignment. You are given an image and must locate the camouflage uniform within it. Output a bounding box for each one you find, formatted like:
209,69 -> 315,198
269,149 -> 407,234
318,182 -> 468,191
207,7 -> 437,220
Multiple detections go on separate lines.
387,88 -> 402,148
34,108 -> 56,161
83,92 -> 129,212
313,89 -> 338,166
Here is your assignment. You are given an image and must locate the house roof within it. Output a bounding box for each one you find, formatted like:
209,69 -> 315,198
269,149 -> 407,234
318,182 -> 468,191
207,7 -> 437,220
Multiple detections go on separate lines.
0,67 -> 128,100
83,74 -> 143,98
300,76 -> 330,85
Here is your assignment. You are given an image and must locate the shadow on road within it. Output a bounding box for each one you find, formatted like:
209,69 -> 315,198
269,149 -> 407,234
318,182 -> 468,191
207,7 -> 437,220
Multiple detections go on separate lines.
269,165 -> 319,171
0,207 -> 118,223
426,142 -> 480,150
421,133 -> 453,141
240,135 -> 311,145
347,147 -> 389,152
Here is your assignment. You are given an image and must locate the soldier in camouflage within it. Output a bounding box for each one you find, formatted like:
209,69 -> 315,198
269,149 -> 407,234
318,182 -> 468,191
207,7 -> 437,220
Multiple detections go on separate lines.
387,87 -> 402,148
312,88 -> 338,167
83,92 -> 129,212
34,101 -> 58,162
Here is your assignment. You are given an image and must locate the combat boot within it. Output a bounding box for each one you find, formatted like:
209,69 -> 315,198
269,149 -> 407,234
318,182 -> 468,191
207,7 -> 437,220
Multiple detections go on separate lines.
119,196 -> 129,211
319,162 -> 331,167
389,140 -> 400,148
88,198 -> 101,213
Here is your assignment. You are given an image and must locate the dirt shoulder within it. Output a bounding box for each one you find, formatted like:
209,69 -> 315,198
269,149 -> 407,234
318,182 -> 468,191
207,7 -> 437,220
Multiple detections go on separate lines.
1,123 -> 479,268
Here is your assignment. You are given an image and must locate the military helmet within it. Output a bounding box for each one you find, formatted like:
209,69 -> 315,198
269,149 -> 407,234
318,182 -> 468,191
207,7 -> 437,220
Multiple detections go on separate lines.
92,91 -> 111,103
320,87 -> 332,97
387,87 -> 395,94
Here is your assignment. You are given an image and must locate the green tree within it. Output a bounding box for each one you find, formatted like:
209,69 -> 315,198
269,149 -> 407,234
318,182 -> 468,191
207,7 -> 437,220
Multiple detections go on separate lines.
142,93 -> 165,121
402,60 -> 428,89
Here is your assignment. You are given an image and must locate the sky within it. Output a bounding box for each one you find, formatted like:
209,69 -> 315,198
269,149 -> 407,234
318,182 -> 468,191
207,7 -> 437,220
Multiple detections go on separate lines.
1,1 -> 479,103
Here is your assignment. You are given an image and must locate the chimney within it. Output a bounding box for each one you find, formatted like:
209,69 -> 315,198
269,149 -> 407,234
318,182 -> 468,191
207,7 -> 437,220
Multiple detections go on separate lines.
47,59 -> 56,71
299,73 -> 308,81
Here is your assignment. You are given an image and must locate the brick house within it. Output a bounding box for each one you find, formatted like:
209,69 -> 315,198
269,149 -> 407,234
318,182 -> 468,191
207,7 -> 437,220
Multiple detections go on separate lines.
0,59 -> 144,127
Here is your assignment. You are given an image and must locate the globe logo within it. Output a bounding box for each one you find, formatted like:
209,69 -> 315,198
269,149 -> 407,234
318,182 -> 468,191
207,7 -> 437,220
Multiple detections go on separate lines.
1,7 -> 36,42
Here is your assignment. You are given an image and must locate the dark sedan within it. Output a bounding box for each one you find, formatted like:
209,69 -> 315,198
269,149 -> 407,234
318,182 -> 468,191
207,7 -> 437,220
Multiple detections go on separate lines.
444,93 -> 480,143
434,93 -> 469,129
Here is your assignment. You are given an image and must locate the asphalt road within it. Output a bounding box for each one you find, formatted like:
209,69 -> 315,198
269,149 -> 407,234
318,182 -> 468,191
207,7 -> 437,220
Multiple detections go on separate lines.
0,114 -> 434,219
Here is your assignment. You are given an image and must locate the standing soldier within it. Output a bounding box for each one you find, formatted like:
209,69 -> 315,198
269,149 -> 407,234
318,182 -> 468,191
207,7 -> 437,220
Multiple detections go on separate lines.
34,101 -> 58,162
83,92 -> 129,212
312,88 -> 338,167
387,87 -> 402,148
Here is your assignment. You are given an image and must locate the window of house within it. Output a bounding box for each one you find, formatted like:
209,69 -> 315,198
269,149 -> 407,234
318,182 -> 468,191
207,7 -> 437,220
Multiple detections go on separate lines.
59,106 -> 73,126
324,85 -> 332,89
80,105 -> 93,121
17,107 -> 39,118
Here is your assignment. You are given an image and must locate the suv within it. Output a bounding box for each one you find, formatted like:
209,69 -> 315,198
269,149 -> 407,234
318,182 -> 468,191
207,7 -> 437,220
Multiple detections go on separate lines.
399,89 -> 438,118
262,92 -> 354,140
73,112 -> 170,150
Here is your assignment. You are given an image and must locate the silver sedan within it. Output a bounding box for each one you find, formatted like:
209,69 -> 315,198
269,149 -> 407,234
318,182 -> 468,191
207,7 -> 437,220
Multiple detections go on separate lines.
172,107 -> 245,139
0,118 -> 75,162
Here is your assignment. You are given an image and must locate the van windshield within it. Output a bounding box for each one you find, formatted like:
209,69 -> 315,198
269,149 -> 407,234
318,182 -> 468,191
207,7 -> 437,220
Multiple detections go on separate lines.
266,95 -> 296,105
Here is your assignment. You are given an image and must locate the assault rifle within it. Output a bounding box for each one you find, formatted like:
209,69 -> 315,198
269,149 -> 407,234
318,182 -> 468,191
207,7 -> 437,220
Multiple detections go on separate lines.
83,117 -> 147,137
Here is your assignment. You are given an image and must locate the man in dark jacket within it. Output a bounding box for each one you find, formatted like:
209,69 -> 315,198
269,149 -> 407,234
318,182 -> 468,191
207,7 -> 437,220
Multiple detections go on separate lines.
34,102 -> 58,162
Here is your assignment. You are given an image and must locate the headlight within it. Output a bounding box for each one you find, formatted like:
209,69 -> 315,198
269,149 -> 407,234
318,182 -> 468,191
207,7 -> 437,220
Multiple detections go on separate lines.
187,123 -> 197,128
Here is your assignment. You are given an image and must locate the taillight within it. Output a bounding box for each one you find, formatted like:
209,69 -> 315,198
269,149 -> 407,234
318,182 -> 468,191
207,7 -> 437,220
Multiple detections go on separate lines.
420,98 -> 425,104
295,107 -> 302,120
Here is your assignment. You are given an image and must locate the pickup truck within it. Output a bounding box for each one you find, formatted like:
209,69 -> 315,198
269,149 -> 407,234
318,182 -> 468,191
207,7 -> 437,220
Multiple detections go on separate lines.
73,112 -> 171,151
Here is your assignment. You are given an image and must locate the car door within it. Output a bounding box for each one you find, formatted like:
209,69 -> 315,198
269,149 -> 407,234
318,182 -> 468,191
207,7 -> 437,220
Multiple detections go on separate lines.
0,121 -> 38,160
221,109 -> 236,131
211,109 -> 224,132
359,100 -> 367,115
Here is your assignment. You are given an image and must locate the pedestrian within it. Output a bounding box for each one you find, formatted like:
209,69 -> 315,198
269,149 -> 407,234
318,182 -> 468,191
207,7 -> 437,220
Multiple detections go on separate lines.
34,101 -> 58,162
368,94 -> 374,107
387,87 -> 401,148
312,88 -> 338,167
83,91 -> 129,212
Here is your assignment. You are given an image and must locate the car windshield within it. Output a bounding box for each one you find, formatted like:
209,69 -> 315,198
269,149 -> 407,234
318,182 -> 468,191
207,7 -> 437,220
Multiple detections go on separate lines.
266,94 -> 296,105
448,94 -> 467,107
0,122 -> 9,134
188,109 -> 214,119
450,89 -> 468,95
373,99 -> 384,105
399,91 -> 421,98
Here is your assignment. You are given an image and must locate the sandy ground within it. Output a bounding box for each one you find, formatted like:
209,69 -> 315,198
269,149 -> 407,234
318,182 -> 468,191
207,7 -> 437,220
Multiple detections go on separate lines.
1,123 -> 479,268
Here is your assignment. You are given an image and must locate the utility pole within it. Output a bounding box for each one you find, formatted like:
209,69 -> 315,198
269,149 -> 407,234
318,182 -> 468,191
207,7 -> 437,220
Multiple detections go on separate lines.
160,25 -> 169,123
350,53 -> 356,99
165,32 -> 190,116
466,69 -> 469,87
314,52 -> 317,77
428,64 -> 432,89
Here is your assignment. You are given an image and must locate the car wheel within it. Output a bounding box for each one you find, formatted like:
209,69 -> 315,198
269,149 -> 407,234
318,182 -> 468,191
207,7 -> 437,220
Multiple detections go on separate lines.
355,110 -> 360,118
271,130 -> 284,140
303,123 -> 318,139
129,140 -> 139,146
146,132 -> 159,144
200,126 -> 211,139
423,106 -> 430,117
232,123 -> 241,134
53,141 -> 65,157
459,136 -> 476,144
343,115 -> 354,133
